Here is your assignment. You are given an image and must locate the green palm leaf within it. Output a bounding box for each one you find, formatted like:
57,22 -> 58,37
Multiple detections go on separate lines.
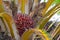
53,0 -> 60,5
0,5 -> 5,13
38,4 -> 60,29
57,10 -> 60,15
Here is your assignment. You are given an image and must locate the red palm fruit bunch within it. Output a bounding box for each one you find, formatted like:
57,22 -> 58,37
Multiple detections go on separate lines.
14,13 -> 35,36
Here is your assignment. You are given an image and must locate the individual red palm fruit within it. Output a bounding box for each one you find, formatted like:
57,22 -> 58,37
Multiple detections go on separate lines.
14,13 -> 35,36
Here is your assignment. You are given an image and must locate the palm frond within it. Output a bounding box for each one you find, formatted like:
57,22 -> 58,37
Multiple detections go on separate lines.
52,22 -> 60,38
38,4 -> 60,29
42,0 -> 54,16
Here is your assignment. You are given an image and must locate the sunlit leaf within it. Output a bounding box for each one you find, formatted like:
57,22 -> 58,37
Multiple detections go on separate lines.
53,0 -> 60,4
57,10 -> 60,15
42,0 -> 54,16
38,4 -> 60,29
